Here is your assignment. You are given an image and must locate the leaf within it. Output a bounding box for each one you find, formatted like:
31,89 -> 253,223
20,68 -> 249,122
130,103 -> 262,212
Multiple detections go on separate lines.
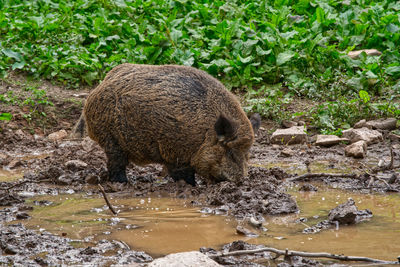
238,55 -> 253,64
0,113 -> 12,121
386,66 -> 400,77
276,51 -> 295,66
359,90 -> 370,103
210,59 -> 230,68
12,61 -> 26,70
105,35 -> 120,41
2,49 -> 23,61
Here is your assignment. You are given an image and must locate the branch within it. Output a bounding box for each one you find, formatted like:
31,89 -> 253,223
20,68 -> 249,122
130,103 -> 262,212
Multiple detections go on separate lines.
98,184 -> 118,215
286,173 -> 358,182
210,247 -> 399,265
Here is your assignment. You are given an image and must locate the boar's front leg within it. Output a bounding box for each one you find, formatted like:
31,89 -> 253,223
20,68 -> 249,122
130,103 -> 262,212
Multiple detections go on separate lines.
167,165 -> 196,186
105,139 -> 129,183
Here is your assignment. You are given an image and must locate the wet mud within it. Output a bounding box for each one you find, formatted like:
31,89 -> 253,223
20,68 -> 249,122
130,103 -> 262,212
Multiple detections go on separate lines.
1,104 -> 399,265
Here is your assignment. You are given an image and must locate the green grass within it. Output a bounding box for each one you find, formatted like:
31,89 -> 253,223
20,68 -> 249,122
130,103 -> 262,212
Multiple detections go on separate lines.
0,0 -> 399,133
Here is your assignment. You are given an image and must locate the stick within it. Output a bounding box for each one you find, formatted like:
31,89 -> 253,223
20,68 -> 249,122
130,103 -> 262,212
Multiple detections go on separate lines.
286,173 -> 358,182
98,184 -> 117,215
210,247 -> 399,265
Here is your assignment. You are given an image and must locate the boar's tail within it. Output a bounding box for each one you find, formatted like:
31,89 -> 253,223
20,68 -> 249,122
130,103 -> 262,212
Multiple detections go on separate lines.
70,111 -> 86,139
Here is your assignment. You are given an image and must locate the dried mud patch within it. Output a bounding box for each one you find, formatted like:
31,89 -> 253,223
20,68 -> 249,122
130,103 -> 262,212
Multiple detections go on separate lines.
0,223 -> 152,266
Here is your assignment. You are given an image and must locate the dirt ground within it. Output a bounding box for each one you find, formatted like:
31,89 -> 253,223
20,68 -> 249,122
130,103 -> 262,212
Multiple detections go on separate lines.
1,74 -> 399,266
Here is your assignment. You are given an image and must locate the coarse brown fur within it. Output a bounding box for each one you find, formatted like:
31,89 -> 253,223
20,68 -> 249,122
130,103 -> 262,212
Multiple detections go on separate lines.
79,63 -> 260,185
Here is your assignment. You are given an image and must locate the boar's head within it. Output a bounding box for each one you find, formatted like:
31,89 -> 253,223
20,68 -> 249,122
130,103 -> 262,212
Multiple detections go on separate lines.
191,114 -> 260,183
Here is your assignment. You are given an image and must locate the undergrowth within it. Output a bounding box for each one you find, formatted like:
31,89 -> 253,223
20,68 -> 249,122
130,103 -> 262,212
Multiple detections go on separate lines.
0,0 -> 399,133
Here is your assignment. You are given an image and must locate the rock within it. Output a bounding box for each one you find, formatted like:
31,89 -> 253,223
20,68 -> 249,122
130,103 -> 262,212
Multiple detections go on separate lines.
248,217 -> 263,228
148,251 -> 221,267
7,158 -> 23,169
354,119 -> 367,128
280,148 -> 295,157
0,193 -> 25,206
345,140 -> 367,158
281,120 -> 297,128
65,160 -> 87,170
365,118 -> 397,130
236,226 -> 258,237
81,137 -> 97,152
347,49 -> 382,59
48,130 -> 68,141
328,199 -> 358,224
16,212 -> 30,220
57,175 -> 73,185
271,126 -> 307,145
315,135 -> 349,147
388,133 -> 400,142
342,127 -> 383,144
15,129 -> 28,140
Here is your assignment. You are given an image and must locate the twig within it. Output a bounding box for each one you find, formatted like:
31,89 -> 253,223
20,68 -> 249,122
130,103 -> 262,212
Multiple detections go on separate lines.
98,184 -> 117,215
286,173 -> 358,182
210,247 -> 399,265
1,179 -> 53,191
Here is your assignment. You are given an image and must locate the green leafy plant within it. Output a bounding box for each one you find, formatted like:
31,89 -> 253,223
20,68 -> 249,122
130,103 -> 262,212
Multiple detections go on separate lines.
0,0 -> 399,133
0,112 -> 12,121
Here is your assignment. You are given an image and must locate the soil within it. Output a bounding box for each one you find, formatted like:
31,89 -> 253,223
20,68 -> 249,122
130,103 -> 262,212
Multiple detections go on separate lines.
1,74 -> 399,266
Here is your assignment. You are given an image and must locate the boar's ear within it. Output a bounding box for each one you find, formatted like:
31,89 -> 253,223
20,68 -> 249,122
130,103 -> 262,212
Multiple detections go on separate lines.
249,113 -> 261,135
214,115 -> 237,143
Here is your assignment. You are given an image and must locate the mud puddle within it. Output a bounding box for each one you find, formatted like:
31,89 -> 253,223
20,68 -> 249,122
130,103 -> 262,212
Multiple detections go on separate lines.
250,184 -> 400,261
20,193 -> 239,257
11,184 -> 400,262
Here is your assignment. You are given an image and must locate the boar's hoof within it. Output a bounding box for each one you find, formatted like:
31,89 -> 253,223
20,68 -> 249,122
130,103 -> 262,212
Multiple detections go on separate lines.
169,166 -> 196,186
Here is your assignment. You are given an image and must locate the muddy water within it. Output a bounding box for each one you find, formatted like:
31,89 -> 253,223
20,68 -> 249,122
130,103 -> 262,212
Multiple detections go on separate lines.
252,185 -> 400,261
24,194 -> 239,256
19,186 -> 400,261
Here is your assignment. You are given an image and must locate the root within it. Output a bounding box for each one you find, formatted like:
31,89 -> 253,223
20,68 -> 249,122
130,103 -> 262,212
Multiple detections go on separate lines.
211,246 -> 400,265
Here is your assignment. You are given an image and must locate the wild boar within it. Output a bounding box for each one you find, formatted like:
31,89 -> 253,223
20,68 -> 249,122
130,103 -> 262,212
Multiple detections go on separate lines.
75,63 -> 260,185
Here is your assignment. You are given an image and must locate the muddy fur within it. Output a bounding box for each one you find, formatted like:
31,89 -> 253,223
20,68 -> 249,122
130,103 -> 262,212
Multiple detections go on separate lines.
81,64 -> 260,184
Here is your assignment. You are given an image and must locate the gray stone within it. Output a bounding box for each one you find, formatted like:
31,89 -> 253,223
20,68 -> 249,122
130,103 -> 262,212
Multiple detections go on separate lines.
388,133 -> 400,142
365,118 -> 397,130
148,251 -> 221,267
345,140 -> 367,158
328,198 -> 372,225
315,135 -> 349,147
281,120 -> 297,128
271,126 -> 307,145
328,199 -> 357,224
48,130 -> 68,141
7,158 -> 23,169
236,226 -> 258,237
347,49 -> 381,59
280,148 -> 295,157
65,160 -> 88,170
354,119 -> 367,128
57,174 -> 73,185
342,127 -> 383,144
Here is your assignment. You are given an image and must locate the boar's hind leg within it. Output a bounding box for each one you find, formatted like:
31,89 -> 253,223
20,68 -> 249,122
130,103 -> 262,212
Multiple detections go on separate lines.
167,165 -> 196,186
105,139 -> 129,183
